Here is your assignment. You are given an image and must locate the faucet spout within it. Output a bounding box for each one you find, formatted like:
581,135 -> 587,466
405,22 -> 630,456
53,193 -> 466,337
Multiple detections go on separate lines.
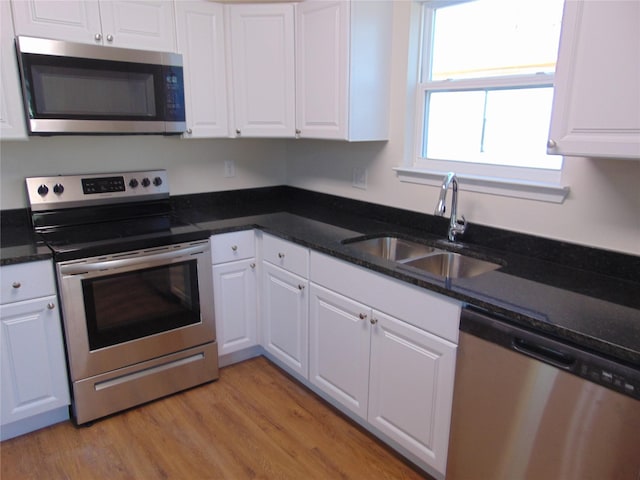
434,172 -> 467,242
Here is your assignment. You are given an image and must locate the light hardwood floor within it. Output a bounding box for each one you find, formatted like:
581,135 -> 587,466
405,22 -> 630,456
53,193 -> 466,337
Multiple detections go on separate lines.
1,356 -> 431,479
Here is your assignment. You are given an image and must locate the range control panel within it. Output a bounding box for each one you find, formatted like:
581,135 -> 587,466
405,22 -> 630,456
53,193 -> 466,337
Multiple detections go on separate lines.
26,170 -> 169,212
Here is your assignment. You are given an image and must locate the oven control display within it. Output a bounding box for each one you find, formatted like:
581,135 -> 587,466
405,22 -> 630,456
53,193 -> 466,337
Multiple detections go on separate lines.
82,176 -> 126,194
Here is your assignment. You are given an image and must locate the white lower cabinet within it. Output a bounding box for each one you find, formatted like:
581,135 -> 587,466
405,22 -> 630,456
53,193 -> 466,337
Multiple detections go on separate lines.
262,261 -> 309,378
309,284 -> 371,419
368,310 -> 456,475
0,260 -> 70,440
211,231 -> 258,357
261,234 -> 310,378
213,259 -> 257,355
309,251 -> 460,477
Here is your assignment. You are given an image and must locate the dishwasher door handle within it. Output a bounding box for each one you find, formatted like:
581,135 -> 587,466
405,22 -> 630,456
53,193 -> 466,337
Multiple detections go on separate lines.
513,337 -> 576,370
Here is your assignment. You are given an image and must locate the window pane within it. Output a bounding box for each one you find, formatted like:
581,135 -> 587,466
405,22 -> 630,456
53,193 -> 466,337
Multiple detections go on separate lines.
430,0 -> 564,81
425,87 -> 562,170
425,91 -> 485,159
483,87 -> 559,168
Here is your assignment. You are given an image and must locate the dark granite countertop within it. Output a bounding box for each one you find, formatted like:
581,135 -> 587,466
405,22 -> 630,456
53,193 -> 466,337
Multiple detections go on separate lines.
3,186 -> 639,369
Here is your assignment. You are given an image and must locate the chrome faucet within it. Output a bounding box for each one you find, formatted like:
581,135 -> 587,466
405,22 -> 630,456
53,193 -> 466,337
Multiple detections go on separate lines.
434,172 -> 467,242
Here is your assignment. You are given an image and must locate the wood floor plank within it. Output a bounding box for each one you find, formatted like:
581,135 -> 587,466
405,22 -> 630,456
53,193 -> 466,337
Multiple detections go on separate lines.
1,357 -> 430,479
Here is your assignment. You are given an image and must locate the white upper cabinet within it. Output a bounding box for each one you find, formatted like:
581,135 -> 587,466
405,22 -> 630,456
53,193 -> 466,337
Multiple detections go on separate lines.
547,0 -> 640,159
295,0 -> 392,141
11,0 -> 177,52
1,0 -> 27,140
227,3 -> 296,138
176,1 -> 228,138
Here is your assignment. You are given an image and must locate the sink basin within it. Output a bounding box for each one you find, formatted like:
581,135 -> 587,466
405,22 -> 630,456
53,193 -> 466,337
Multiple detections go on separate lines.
343,234 -> 504,279
343,236 -> 440,262
403,252 -> 501,279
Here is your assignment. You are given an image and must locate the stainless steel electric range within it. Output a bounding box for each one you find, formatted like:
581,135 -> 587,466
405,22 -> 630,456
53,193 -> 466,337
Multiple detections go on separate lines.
26,170 -> 218,425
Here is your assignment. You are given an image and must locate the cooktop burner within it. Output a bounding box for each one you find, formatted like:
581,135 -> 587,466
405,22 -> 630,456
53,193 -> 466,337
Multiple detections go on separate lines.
26,170 -> 208,261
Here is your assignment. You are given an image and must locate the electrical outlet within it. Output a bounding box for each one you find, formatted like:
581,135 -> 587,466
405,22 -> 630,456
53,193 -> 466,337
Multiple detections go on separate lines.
224,160 -> 236,178
352,167 -> 367,190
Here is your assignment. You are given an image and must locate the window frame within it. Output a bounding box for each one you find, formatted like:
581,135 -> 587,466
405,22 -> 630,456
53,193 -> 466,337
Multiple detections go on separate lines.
396,0 -> 569,203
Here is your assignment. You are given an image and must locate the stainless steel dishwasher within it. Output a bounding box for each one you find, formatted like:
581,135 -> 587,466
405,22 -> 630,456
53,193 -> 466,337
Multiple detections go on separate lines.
446,307 -> 640,480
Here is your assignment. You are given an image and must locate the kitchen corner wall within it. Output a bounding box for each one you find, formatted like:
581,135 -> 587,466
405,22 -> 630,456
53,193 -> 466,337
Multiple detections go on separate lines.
0,136 -> 287,209
285,1 -> 640,257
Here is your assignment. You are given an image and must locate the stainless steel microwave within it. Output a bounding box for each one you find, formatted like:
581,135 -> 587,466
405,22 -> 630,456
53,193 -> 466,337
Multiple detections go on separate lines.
15,36 -> 186,136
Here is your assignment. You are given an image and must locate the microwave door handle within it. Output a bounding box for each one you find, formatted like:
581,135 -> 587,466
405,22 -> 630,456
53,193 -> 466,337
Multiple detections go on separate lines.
59,244 -> 206,276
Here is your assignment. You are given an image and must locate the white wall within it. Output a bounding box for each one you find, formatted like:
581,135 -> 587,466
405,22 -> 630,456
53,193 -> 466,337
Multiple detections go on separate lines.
286,1 -> 640,256
0,136 -> 287,210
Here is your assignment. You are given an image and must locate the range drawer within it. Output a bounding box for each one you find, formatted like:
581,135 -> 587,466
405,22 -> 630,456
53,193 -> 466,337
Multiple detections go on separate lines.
210,230 -> 255,265
0,260 -> 56,304
262,233 -> 309,278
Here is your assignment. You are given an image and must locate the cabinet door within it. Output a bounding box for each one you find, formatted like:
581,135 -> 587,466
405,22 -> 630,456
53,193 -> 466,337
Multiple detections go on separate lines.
11,0 -> 102,44
1,296 -> 70,425
547,0 -> 640,159
227,3 -> 295,138
262,262 -> 308,377
213,258 -> 257,356
368,310 -> 457,475
1,0 -> 27,140
176,1 -> 228,138
98,0 -> 177,52
295,1 -> 348,140
309,284 -> 371,419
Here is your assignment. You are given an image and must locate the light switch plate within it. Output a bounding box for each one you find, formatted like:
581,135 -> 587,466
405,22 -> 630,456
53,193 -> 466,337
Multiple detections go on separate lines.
352,167 -> 368,190
224,160 -> 236,178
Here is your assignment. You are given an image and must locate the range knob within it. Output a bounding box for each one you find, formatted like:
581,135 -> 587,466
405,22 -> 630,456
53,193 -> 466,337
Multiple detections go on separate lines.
53,183 -> 64,195
153,176 -> 163,187
141,177 -> 151,187
37,184 -> 49,196
129,178 -> 139,188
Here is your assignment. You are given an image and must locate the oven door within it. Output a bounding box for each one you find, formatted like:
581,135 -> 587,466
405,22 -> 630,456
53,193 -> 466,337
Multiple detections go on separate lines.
57,240 -> 214,381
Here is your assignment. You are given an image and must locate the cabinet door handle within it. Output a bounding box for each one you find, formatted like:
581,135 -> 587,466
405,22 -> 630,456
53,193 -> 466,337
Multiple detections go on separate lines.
369,317 -> 378,325
236,129 -> 241,136
250,263 -> 256,269
47,302 -> 55,310
106,34 -> 114,42
359,313 -> 367,320
278,252 -> 285,259
298,284 -> 305,291
95,33 -> 102,42
12,281 -> 21,289
231,245 -> 238,252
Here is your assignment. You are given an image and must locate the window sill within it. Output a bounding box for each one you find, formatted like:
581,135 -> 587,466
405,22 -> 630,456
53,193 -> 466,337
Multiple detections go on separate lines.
394,167 -> 570,204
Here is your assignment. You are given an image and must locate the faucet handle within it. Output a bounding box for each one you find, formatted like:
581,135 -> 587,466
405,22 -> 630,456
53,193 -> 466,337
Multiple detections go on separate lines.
452,215 -> 467,237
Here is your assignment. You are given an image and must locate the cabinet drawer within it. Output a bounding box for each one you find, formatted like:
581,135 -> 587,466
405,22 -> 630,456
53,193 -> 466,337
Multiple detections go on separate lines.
211,230 -> 255,264
0,260 -> 56,304
262,233 -> 309,278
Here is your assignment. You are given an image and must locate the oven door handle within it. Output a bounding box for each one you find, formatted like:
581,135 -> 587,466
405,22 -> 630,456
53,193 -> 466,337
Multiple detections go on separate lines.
59,244 -> 207,276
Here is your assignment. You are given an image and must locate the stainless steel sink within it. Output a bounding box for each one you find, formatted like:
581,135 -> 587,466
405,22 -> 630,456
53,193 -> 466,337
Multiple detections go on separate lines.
343,236 -> 440,262
343,235 -> 503,279
403,252 -> 501,279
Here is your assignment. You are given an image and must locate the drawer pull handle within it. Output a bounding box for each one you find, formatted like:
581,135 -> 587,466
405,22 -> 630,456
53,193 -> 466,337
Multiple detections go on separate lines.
12,282 -> 21,289
231,245 -> 238,252
370,317 -> 378,325
298,284 -> 305,291
250,263 -> 256,269
47,302 -> 55,310
278,253 -> 285,259
359,313 -> 367,320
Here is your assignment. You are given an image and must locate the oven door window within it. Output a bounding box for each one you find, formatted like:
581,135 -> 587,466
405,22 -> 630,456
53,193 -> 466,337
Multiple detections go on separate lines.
83,260 -> 200,350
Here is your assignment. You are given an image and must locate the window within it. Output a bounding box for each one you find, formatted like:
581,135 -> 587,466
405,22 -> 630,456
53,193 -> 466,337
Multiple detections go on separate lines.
402,0 -> 568,199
